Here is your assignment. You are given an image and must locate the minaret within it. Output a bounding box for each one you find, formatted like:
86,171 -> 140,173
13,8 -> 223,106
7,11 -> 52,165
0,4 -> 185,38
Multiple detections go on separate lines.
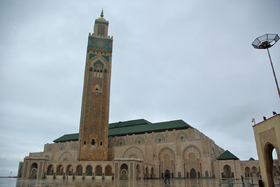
78,10 -> 113,161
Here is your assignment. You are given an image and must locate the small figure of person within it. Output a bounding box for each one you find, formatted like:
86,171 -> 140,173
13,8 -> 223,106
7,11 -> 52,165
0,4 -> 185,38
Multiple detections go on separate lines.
241,175 -> 244,183
168,177 -> 170,184
163,177 -> 167,184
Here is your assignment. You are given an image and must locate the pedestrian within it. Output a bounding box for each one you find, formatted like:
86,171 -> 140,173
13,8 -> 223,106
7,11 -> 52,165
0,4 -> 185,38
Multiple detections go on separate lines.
163,177 -> 167,184
168,177 -> 170,184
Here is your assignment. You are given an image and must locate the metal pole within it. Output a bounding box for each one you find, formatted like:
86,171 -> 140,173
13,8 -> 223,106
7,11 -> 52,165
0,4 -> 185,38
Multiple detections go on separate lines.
266,48 -> 280,99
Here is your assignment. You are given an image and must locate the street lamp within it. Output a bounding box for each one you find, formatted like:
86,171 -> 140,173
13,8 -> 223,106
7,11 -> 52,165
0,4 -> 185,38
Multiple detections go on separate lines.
252,33 -> 280,99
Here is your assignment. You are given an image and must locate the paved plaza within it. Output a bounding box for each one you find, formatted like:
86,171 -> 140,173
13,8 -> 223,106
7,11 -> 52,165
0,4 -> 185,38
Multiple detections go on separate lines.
2,178 -> 277,187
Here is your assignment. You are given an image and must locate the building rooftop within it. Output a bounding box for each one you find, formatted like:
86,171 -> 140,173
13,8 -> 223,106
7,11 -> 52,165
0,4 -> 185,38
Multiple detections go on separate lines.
53,119 -> 192,143
217,150 -> 239,160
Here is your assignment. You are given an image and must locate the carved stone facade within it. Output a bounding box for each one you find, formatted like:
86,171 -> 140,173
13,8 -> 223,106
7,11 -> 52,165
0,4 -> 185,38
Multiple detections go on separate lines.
18,126 -> 225,179
78,10 -> 112,161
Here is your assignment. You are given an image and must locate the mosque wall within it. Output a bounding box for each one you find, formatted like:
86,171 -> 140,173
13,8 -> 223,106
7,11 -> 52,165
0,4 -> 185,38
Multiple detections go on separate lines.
108,128 -> 224,178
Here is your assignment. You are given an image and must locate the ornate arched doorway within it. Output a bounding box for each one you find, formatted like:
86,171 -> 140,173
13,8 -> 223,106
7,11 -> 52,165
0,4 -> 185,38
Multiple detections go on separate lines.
120,164 -> 128,180
245,167 -> 250,177
56,165 -> 63,178
190,168 -> 196,179
159,148 -> 175,178
165,169 -> 170,178
30,163 -> 38,179
65,165 -> 72,177
95,165 -> 102,179
46,164 -> 54,179
105,165 -> 112,179
86,165 -> 92,178
223,165 -> 232,178
183,146 -> 201,178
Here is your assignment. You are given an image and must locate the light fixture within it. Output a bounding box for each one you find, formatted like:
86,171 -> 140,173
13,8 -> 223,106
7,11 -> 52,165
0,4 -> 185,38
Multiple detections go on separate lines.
252,34 -> 280,99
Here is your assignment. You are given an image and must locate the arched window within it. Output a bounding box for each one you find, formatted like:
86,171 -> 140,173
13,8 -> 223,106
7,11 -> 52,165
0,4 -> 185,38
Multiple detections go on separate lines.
76,165 -> 83,176
205,171 -> 209,177
180,136 -> 184,141
86,166 -> 92,176
223,165 -> 232,178
93,63 -> 103,78
66,165 -> 72,175
245,167 -> 250,177
47,165 -> 54,175
96,165 -> 102,176
105,166 -> 112,176
57,165 -> 63,175
121,164 -> 128,171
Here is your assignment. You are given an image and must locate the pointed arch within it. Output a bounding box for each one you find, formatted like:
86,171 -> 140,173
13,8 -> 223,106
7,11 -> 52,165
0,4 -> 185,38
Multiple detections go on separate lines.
47,164 -> 54,175
93,60 -> 104,68
58,152 -> 74,162
223,165 -> 232,178
95,165 -> 102,176
66,164 -> 73,176
134,136 -> 145,145
86,165 -> 93,176
183,146 -> 201,178
105,165 -> 112,176
76,165 -> 83,176
155,134 -> 165,143
264,142 -> 278,186
159,147 -> 175,161
123,146 -> 144,159
117,137 -> 126,146
183,145 -> 201,160
176,131 -> 188,141
56,165 -> 63,175
159,147 -> 175,177
30,162 -> 38,179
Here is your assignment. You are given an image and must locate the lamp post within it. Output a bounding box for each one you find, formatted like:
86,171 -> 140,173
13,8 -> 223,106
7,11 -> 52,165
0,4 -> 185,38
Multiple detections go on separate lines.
252,33 -> 280,99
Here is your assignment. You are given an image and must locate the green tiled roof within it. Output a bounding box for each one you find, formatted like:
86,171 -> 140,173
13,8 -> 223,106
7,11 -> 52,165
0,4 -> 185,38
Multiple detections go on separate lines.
217,150 -> 239,160
109,119 -> 151,129
249,157 -> 255,161
53,133 -> 79,143
53,119 -> 192,143
109,119 -> 192,136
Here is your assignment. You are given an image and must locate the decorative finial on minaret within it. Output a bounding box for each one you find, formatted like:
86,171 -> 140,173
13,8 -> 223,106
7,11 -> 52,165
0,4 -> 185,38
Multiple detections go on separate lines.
101,9 -> 104,18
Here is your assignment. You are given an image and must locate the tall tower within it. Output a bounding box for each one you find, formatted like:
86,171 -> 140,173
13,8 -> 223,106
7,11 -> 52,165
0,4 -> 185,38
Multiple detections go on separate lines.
78,10 -> 113,161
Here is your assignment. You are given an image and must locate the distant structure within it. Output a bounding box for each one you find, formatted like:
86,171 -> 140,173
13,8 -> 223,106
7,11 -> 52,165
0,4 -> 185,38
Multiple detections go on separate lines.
17,11 -> 279,180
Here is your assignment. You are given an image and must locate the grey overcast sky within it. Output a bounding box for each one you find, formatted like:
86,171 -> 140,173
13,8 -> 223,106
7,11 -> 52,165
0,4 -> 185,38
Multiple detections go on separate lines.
0,0 -> 280,176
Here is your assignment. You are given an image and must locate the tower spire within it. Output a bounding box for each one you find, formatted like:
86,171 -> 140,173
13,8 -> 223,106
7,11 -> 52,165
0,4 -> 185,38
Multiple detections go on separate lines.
101,9 -> 104,18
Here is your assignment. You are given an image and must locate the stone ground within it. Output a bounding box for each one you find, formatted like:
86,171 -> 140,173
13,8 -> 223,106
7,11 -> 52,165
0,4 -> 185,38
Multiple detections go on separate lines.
1,178 -> 280,187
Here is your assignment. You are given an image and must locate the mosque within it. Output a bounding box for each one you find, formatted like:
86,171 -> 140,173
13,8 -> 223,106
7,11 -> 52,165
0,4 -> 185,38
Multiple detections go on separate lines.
17,11 -> 277,180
